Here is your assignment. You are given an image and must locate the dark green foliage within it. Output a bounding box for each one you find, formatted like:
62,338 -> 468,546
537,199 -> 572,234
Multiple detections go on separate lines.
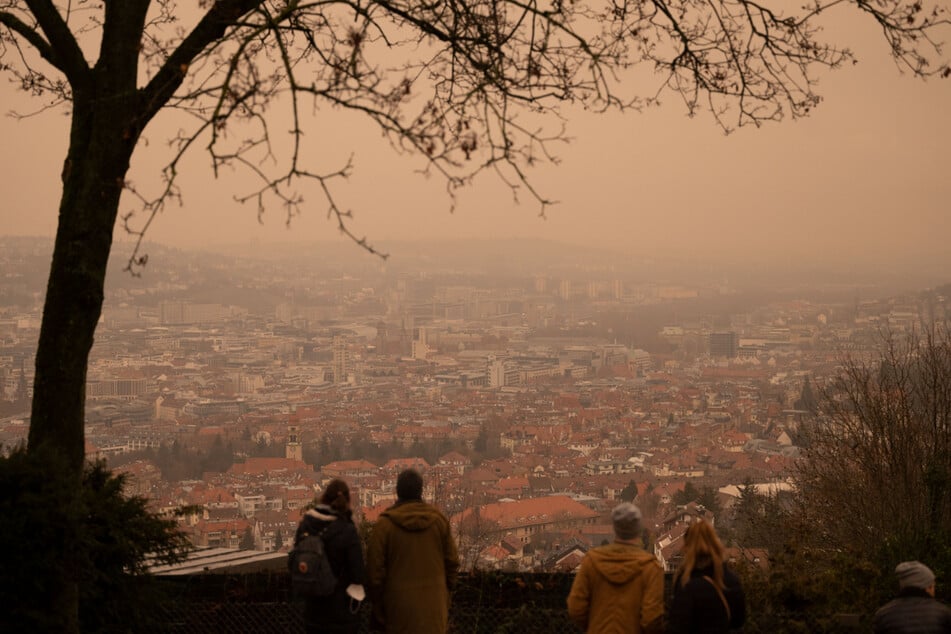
672,481 -> 700,506
618,479 -> 639,502
729,483 -> 900,622
0,447 -> 191,632
729,480 -> 791,554
78,460 -> 193,631
671,481 -> 720,516
253,435 -> 284,458
795,376 -> 819,414
240,526 -> 256,550
697,485 -> 721,516
203,435 -> 235,473
0,445 -> 81,631
120,437 -> 237,480
474,427 -> 489,453
735,539 -> 882,633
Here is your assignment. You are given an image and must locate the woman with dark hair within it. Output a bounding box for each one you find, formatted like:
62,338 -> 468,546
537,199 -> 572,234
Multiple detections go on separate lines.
668,520 -> 745,633
294,479 -> 366,634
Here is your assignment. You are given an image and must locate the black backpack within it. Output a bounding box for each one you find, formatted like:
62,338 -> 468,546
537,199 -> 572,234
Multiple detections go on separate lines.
288,525 -> 337,597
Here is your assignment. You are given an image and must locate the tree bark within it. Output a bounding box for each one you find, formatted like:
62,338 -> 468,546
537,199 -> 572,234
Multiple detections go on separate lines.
28,0 -> 148,475
27,6 -> 148,627
21,0 -> 242,625
26,100 -> 138,632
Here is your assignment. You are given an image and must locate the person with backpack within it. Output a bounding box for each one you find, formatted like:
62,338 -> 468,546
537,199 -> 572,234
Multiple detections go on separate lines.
668,520 -> 745,634
291,479 -> 366,634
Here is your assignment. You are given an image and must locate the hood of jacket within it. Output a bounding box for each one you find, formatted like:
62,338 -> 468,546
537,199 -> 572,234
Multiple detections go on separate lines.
380,500 -> 442,532
304,505 -> 338,523
587,543 -> 656,585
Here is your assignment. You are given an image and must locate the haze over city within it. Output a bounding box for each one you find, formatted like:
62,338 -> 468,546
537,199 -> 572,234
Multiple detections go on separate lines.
1,10 -> 949,275
2,1 -> 951,631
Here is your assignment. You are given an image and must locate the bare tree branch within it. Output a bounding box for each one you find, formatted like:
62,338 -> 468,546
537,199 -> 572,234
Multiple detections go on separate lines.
0,9 -> 55,65
22,0 -> 89,82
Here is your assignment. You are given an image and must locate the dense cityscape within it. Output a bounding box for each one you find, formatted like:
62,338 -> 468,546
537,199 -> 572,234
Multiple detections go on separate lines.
1,235 -> 948,577
3,0 -> 950,629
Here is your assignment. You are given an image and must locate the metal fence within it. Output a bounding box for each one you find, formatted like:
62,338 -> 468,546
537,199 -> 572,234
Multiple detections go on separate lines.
147,572 -> 869,633
152,602 -> 588,634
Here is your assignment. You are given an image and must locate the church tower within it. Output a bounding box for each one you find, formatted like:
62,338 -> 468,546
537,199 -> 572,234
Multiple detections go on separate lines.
286,424 -> 303,462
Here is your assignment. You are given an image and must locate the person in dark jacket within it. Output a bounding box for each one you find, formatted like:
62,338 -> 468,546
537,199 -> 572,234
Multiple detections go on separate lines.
668,520 -> 745,634
294,479 -> 366,634
366,469 -> 460,634
873,560 -> 951,634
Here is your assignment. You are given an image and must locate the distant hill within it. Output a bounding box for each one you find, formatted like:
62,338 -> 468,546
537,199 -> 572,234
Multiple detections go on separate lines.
3,235 -> 949,303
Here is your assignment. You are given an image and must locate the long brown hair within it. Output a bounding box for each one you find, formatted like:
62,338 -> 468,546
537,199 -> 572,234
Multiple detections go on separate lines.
677,520 -> 726,589
320,479 -> 351,513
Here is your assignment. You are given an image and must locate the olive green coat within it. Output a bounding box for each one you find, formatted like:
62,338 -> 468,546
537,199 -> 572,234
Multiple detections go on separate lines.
367,500 -> 460,634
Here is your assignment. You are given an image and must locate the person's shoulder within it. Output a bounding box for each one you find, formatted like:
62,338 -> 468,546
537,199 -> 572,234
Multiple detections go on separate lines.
299,508 -> 331,530
410,501 -> 449,520
330,512 -> 358,532
873,596 -> 907,619
415,502 -> 451,528
337,520 -> 362,545
932,597 -> 951,617
677,569 -> 717,591
616,544 -> 660,566
671,573 -> 702,597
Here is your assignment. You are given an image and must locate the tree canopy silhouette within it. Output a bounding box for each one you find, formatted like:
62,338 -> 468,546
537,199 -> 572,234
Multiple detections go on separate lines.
798,324 -> 951,574
1,0 -> 948,629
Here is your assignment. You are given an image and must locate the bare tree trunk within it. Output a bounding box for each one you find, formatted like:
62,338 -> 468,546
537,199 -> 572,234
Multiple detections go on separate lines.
27,19 -> 144,622
29,111 -> 113,472
29,0 -> 147,474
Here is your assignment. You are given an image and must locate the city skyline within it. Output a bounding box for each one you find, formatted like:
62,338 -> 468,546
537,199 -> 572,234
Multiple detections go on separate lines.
0,9 -> 949,270
2,3 -> 949,628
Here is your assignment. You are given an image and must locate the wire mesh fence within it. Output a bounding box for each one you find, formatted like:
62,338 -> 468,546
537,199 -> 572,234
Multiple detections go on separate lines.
147,571 -> 869,633
148,571 -> 584,633
151,601 -> 588,634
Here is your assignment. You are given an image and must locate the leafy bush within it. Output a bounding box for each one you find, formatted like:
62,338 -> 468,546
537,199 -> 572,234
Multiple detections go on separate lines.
0,446 -> 191,631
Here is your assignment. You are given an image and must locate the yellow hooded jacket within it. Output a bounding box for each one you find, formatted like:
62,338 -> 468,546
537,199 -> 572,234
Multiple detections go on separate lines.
567,542 -> 664,634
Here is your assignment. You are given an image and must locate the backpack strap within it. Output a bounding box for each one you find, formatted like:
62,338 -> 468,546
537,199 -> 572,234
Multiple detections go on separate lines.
298,522 -> 330,543
702,575 -> 731,622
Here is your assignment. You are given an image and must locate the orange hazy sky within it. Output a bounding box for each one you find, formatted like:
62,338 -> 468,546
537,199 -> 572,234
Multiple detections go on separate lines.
1,7 -> 949,271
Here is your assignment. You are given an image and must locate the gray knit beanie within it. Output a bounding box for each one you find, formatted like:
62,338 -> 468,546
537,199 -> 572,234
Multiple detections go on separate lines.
612,503 -> 643,540
896,561 -> 935,590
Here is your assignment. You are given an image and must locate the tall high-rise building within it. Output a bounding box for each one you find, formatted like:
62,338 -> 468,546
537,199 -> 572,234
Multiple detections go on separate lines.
612,279 -> 623,300
376,321 -> 388,354
488,355 -> 505,388
159,300 -> 225,325
709,331 -> 739,358
558,279 -> 572,300
332,335 -> 348,383
412,326 -> 429,360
